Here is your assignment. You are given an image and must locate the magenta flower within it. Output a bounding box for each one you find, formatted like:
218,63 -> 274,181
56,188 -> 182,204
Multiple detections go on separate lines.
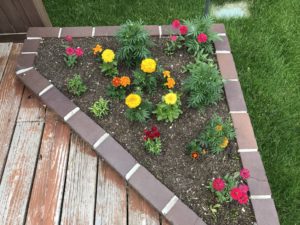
240,168 -> 250,180
197,33 -> 208,43
212,178 -> 226,191
237,193 -> 249,204
65,47 -> 75,55
170,35 -> 178,41
238,184 -> 249,193
75,47 -> 84,57
172,19 -> 181,29
230,187 -> 243,200
179,25 -> 188,35
65,35 -> 73,42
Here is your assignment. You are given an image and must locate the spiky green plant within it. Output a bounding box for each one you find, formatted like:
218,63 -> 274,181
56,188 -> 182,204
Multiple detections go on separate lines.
67,74 -> 87,96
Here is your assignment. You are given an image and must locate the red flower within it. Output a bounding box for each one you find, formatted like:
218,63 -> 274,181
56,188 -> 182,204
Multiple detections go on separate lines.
239,184 -> 249,193
237,193 -> 249,204
65,47 -> 75,55
230,187 -> 243,200
151,126 -> 158,132
65,35 -> 72,42
172,19 -> 181,29
179,25 -> 188,35
212,178 -> 226,191
75,47 -> 84,57
170,35 -> 178,42
144,126 -> 160,141
240,168 -> 250,179
197,33 -> 208,43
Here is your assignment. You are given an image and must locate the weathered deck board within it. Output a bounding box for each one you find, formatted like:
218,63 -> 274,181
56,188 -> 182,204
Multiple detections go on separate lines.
0,121 -> 44,225
128,187 -> 160,225
25,110 -> 70,225
0,43 -> 24,180
0,43 -> 12,81
60,133 -> 97,225
17,88 -> 46,122
95,160 -> 127,225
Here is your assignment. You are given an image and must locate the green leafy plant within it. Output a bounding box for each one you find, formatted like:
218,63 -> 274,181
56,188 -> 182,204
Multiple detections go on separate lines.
133,70 -> 157,94
116,20 -> 152,67
143,126 -> 162,155
100,49 -> 118,77
183,60 -> 223,109
187,115 -> 235,155
153,92 -> 183,123
164,35 -> 184,56
67,74 -> 87,96
64,47 -> 84,68
89,97 -> 110,118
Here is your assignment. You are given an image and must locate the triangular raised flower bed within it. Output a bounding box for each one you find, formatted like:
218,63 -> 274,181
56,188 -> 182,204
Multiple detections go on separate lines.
16,24 -> 279,225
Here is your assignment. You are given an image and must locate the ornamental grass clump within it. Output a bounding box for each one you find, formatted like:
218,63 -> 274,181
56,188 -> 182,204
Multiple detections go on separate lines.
183,60 -> 223,109
125,93 -> 152,123
89,97 -> 110,119
143,126 -> 162,155
107,75 -> 131,100
116,20 -> 152,67
100,49 -> 118,76
153,92 -> 183,123
187,115 -> 235,156
67,74 -> 87,96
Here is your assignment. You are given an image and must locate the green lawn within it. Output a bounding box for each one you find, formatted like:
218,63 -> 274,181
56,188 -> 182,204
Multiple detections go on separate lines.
44,0 -> 300,224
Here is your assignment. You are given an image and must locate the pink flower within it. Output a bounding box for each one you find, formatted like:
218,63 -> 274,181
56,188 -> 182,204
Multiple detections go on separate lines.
237,193 -> 249,204
65,35 -> 73,42
197,33 -> 208,43
238,184 -> 249,193
65,47 -> 75,55
172,19 -> 181,29
170,35 -> 178,41
230,187 -> 243,200
179,25 -> 188,35
240,168 -> 250,180
212,178 -> 226,191
75,47 -> 84,57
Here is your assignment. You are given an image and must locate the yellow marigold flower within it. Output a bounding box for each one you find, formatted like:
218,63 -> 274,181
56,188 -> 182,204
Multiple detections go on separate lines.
220,137 -> 229,148
93,44 -> 103,55
102,49 -> 115,63
165,77 -> 176,89
141,58 -> 156,73
163,70 -> 171,78
164,92 -> 177,105
120,76 -> 131,87
215,124 -> 223,132
125,93 -> 142,109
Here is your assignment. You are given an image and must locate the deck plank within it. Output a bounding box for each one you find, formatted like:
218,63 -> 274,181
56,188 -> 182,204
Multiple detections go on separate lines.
60,133 -> 97,225
95,160 -> 127,225
0,43 -> 12,81
128,187 -> 160,225
25,110 -> 70,225
0,43 -> 24,180
0,121 -> 44,225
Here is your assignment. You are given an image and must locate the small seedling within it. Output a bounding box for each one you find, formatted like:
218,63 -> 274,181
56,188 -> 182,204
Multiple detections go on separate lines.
67,74 -> 87,96
89,97 -> 110,119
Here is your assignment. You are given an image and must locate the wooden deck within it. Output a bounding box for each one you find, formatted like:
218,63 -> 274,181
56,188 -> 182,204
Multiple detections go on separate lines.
0,43 -> 170,225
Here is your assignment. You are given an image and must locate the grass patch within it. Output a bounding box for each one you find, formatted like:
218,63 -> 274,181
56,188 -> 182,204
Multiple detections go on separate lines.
44,0 -> 300,224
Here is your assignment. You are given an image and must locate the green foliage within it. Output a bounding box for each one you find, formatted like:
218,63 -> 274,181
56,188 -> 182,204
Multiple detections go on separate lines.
153,93 -> 183,123
106,85 -> 126,100
64,54 -> 77,68
116,20 -> 152,67
164,35 -> 184,56
67,74 -> 87,96
133,70 -> 157,94
89,97 -> 110,118
125,100 -> 153,123
100,61 -> 118,77
183,60 -> 223,109
187,115 -> 235,155
145,138 -> 162,155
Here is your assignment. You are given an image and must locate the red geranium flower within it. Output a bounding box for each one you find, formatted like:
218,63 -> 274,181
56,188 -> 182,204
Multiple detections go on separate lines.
65,35 -> 73,42
239,184 -> 249,193
240,168 -> 250,179
230,187 -> 243,200
179,25 -> 188,35
237,193 -> 249,204
172,19 -> 181,29
75,47 -> 84,57
212,178 -> 226,191
144,126 -> 160,140
65,47 -> 75,55
197,33 -> 208,43
170,35 -> 178,41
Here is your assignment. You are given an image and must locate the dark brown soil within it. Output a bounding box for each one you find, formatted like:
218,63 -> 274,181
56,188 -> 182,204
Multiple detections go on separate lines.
35,37 -> 255,225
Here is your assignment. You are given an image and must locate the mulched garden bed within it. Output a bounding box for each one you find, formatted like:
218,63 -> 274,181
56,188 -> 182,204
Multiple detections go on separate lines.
35,36 -> 255,225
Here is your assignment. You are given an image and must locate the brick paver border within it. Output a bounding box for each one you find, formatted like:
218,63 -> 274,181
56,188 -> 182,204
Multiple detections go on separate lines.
15,24 -> 280,225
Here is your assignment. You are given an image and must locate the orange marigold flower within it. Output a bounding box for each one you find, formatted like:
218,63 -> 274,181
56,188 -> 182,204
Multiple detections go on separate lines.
120,76 -> 131,87
215,125 -> 223,132
163,70 -> 171,78
165,77 -> 176,89
191,152 -> 200,159
112,77 -> 121,87
93,44 -> 103,55
202,149 -> 208,155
